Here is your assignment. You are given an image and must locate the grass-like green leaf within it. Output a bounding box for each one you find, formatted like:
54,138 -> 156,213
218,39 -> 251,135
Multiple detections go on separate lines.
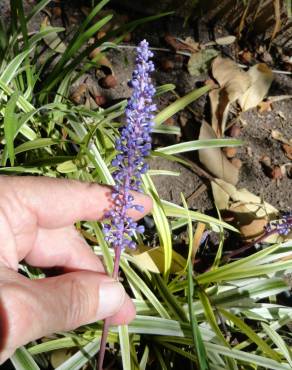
14,138 -> 61,155
162,199 -> 238,232
4,92 -> 19,165
10,347 -> 40,370
143,174 -> 172,279
119,325 -> 131,370
154,85 -> 211,125
155,139 -> 242,155
262,322 -> 292,367
187,262 -> 210,370
180,193 -> 194,272
219,308 -> 280,361
55,339 -> 99,370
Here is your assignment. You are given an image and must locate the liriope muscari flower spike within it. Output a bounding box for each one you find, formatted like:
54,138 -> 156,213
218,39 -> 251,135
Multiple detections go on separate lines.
265,212 -> 292,236
103,39 -> 156,251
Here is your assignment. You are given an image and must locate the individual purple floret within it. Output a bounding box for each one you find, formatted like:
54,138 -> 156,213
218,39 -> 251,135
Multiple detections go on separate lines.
265,212 -> 292,236
103,39 -> 156,252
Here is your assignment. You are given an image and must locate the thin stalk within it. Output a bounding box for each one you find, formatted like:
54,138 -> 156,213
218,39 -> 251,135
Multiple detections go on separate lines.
97,247 -> 121,370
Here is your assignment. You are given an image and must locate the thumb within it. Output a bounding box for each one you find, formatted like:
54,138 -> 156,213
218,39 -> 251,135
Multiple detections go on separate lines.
0,270 -> 126,363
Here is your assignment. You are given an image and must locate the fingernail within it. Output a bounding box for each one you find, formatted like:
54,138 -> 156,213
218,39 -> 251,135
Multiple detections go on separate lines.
98,280 -> 125,319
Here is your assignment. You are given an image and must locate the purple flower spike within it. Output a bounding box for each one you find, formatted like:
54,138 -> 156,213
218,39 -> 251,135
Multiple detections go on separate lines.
103,40 -> 156,251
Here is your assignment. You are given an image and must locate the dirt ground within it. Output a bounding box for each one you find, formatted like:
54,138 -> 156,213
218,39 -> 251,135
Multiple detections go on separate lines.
101,12 -> 292,214
1,1 -> 291,216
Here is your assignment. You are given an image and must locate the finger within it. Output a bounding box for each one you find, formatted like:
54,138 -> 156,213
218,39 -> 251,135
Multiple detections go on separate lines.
0,269 -> 134,363
108,295 -> 136,325
25,226 -> 104,272
1,177 -> 152,229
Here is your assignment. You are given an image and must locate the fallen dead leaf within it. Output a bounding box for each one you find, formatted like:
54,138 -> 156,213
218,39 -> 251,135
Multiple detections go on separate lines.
271,130 -> 292,145
230,204 -> 268,240
215,35 -> 236,45
283,144 -> 292,160
192,223 -> 206,262
129,245 -> 186,274
211,179 -> 278,240
183,36 -> 200,52
238,64 -> 273,111
41,17 -> 66,53
165,34 -> 198,52
212,57 -> 251,101
267,95 -> 292,103
210,56 -> 250,134
51,349 -> 73,368
209,88 -> 230,136
198,121 -> 239,185
270,0 -> 282,46
211,178 -> 278,217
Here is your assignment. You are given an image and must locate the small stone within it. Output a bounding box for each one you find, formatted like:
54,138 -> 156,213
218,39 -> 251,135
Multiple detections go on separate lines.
260,155 -> 271,167
229,125 -> 241,137
160,59 -> 174,72
223,147 -> 237,158
100,75 -> 117,89
95,95 -> 107,106
97,31 -> 106,40
70,84 -> 87,104
282,144 -> 292,160
52,6 -> 62,17
271,166 -> 283,180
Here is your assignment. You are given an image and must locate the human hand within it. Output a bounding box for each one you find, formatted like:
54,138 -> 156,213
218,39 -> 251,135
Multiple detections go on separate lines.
0,176 -> 152,364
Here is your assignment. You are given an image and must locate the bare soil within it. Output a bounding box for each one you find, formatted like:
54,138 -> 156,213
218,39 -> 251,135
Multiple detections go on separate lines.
1,1 -> 291,215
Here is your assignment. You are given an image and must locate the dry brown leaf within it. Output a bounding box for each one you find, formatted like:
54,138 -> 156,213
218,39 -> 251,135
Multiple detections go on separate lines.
41,17 -> 66,53
212,179 -> 278,216
211,179 -> 278,240
209,88 -> 230,136
283,144 -> 292,160
210,57 -> 251,135
267,95 -> 292,103
192,223 -> 206,262
129,246 -> 186,274
212,57 -> 251,102
215,35 -> 236,45
51,349 -> 73,368
198,122 -> 239,185
270,0 -> 282,45
239,218 -> 268,240
238,64 -> 273,111
183,36 -> 200,52
164,34 -> 198,52
229,202 -> 268,240
271,130 -> 292,145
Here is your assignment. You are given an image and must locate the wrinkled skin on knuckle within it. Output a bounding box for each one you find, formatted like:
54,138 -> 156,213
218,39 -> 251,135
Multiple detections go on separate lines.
0,282 -> 39,355
0,180 -> 37,263
62,274 -> 97,331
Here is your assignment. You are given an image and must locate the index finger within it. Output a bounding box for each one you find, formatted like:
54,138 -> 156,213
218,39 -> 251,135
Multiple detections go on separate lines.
0,176 -> 152,228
